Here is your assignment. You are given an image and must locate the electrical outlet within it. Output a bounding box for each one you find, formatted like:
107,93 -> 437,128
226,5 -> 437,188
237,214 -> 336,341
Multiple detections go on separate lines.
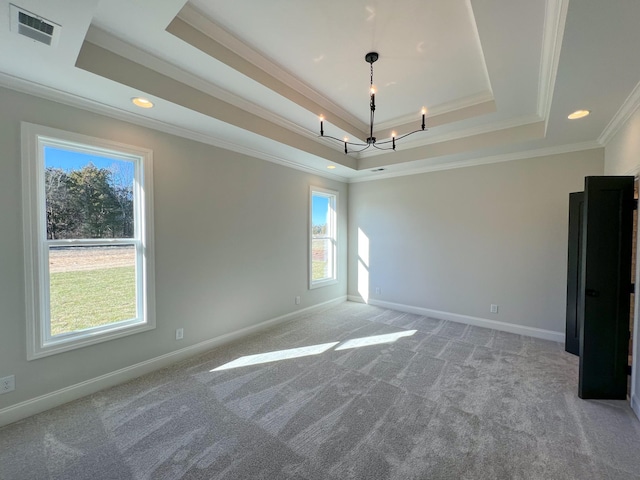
0,375 -> 15,394
375,287 -> 381,295
175,328 -> 184,340
295,296 -> 301,305
490,304 -> 499,314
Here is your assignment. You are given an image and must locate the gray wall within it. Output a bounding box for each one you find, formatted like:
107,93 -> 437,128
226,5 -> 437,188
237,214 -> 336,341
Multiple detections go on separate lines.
605,107 -> 640,176
348,150 -> 604,333
0,86 -> 347,410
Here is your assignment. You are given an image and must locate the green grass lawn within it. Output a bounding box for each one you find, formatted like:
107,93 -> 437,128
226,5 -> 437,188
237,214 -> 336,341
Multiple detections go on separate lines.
49,266 -> 136,336
312,260 -> 328,281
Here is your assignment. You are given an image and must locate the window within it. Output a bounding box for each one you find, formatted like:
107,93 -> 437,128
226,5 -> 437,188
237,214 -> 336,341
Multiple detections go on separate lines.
21,123 -> 155,359
310,186 -> 338,288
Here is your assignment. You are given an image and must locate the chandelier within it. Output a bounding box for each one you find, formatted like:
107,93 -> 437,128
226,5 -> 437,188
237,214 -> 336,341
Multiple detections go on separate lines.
319,52 -> 427,154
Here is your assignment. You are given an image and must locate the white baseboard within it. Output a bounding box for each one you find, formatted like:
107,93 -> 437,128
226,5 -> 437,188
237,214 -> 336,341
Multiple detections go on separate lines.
347,296 -> 565,343
0,296 -> 346,428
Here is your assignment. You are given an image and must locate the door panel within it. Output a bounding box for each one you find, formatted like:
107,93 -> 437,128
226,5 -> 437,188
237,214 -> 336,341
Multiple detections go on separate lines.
578,176 -> 634,399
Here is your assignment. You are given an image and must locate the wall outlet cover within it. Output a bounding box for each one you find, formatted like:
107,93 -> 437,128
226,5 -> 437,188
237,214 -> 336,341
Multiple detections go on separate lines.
0,375 -> 15,394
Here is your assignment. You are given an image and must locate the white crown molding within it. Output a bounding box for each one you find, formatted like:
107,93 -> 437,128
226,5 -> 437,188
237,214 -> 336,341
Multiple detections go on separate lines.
0,73 -> 348,183
358,114 -> 544,159
347,296 -> 564,342
0,296 -> 348,428
349,140 -> 602,183
598,79 -> 640,146
538,0 -> 569,126
374,90 -> 495,132
465,0 -> 494,98
176,3 -> 365,132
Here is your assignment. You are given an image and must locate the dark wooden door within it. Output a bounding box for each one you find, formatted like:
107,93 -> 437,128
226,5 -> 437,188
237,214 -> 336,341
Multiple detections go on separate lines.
565,192 -> 584,356
579,176 -> 634,399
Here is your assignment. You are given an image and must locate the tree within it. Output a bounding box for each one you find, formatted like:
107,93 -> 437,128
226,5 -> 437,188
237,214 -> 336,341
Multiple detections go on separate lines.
109,166 -> 134,238
45,163 -> 134,239
45,168 -> 80,239
67,164 -> 119,237
312,224 -> 327,236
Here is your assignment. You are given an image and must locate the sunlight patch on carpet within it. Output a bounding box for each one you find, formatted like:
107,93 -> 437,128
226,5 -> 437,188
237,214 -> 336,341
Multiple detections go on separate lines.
335,330 -> 417,351
211,342 -> 339,371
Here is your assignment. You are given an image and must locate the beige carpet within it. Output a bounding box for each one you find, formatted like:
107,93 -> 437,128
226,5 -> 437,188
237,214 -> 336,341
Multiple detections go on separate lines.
1,301 -> 640,479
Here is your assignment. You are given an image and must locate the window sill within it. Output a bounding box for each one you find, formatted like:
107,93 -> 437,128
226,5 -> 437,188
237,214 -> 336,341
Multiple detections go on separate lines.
309,278 -> 338,290
28,319 -> 155,361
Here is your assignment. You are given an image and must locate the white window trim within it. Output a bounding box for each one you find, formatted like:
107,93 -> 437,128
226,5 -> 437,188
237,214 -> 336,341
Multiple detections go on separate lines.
309,186 -> 338,289
21,122 -> 156,360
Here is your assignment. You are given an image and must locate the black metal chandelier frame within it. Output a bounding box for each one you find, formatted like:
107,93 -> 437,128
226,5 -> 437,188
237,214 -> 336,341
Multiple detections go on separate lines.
319,52 -> 427,154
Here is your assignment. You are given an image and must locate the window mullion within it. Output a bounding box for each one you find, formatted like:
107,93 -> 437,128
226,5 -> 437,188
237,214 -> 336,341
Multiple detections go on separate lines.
47,238 -> 137,247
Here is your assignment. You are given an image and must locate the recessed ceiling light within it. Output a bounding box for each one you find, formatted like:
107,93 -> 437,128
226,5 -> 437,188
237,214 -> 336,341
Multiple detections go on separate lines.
132,97 -> 154,108
568,109 -> 590,120
327,165 -> 336,169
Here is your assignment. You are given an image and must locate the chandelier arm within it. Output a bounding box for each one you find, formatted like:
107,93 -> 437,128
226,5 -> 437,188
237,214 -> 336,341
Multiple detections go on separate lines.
321,127 -> 427,151
394,128 -> 427,141
348,144 -> 373,153
371,143 -> 395,151
319,134 -> 368,147
374,128 -> 428,147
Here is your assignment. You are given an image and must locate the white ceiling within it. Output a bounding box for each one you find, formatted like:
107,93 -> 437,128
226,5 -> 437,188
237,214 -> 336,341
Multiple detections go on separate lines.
1,0 -> 639,182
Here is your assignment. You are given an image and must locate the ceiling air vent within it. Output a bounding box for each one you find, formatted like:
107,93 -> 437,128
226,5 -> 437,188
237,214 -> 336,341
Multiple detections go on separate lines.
10,4 -> 61,47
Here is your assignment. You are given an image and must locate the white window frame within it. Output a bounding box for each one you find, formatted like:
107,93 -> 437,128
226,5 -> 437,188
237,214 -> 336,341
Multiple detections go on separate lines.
21,122 -> 155,360
309,186 -> 338,289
